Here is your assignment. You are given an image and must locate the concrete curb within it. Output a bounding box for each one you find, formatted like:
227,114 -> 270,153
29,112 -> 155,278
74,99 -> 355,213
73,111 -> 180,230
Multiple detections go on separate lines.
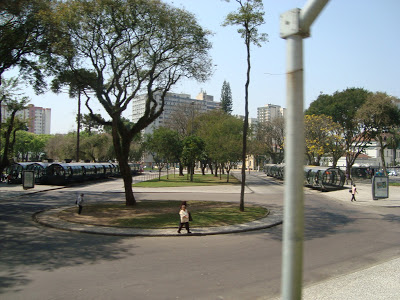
33,206 -> 283,237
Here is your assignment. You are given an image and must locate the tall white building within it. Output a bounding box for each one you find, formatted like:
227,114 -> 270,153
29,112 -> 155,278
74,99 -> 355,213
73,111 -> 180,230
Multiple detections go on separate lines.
1,104 -> 51,134
132,91 -> 221,135
257,104 -> 286,123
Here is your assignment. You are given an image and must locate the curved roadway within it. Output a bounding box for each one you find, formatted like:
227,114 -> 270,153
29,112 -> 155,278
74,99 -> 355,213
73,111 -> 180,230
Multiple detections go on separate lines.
0,172 -> 399,299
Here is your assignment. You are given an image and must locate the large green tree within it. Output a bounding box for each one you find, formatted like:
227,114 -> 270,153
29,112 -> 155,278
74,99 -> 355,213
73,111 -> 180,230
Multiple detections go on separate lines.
50,0 -> 212,205
356,92 -> 400,175
306,88 -> 371,175
223,0 -> 267,211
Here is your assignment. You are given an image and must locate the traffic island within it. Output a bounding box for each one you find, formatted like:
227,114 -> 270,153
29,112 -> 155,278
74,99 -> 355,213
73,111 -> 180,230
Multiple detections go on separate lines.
33,200 -> 283,236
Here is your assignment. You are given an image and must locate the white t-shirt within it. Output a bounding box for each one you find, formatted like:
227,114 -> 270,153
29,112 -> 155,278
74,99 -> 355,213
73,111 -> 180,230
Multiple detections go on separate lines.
179,209 -> 189,223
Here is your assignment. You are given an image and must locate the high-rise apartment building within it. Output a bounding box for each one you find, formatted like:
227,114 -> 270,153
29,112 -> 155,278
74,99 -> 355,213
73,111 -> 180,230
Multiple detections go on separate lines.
1,104 -> 51,134
132,91 -> 221,135
257,104 -> 286,123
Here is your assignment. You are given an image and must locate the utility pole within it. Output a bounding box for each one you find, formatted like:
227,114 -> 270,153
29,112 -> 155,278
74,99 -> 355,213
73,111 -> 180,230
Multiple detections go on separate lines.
279,1 -> 329,299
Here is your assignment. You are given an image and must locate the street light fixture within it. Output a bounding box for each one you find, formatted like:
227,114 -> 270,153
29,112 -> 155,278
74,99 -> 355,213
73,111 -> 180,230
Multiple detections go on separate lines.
280,1 -> 329,299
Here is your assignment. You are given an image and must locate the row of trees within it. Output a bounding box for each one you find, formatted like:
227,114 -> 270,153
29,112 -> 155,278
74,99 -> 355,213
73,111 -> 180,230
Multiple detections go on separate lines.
5,115 -> 143,163
145,109 -> 243,182
5,87 -> 399,180
305,88 -> 400,176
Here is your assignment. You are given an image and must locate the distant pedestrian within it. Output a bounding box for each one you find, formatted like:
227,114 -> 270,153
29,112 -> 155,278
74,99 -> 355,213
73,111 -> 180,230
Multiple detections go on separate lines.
345,172 -> 350,185
76,193 -> 84,214
177,203 -> 192,234
350,184 -> 357,202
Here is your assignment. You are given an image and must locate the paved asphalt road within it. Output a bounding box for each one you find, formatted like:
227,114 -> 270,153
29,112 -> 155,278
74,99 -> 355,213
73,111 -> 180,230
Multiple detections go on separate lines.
0,172 -> 399,299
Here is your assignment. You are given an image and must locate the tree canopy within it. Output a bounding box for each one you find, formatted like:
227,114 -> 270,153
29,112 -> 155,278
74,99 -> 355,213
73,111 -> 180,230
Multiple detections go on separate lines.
196,110 -> 243,181
0,0 -> 56,92
306,88 -> 371,174
49,0 -> 212,205
356,92 -> 400,174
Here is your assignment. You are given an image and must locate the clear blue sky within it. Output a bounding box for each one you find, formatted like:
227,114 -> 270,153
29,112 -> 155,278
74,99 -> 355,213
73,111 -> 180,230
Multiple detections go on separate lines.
14,0 -> 400,134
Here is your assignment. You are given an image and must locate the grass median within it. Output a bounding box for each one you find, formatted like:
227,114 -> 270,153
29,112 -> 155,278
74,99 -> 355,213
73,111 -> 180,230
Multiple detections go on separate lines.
59,200 -> 269,229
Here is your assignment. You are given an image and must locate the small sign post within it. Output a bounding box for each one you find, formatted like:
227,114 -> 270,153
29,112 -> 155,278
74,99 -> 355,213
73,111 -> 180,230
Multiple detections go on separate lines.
372,175 -> 389,200
23,170 -> 35,190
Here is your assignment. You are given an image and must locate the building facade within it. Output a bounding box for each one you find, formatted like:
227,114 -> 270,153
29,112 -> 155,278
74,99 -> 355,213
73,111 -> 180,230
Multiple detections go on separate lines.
257,104 -> 286,123
1,104 -> 51,134
132,91 -> 221,135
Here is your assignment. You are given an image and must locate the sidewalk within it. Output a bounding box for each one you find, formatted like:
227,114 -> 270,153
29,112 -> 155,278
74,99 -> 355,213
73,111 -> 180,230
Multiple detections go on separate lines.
301,257 -> 400,300
309,180 -> 400,207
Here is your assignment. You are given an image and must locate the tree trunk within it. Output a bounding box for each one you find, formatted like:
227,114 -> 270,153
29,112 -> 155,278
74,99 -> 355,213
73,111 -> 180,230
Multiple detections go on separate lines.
119,158 -> 135,206
0,111 -> 17,174
76,92 -> 81,162
378,136 -> 387,175
179,164 -> 184,176
190,161 -> 194,182
240,31 -> 251,212
201,161 -> 206,175
112,120 -> 136,206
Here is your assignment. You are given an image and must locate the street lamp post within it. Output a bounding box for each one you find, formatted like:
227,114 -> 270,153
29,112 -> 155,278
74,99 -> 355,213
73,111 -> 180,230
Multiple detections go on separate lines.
280,1 -> 329,299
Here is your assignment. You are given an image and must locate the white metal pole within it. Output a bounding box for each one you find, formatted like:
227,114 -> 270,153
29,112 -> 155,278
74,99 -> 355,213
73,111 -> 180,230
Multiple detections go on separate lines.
282,34 -> 305,300
280,1 -> 329,299
300,0 -> 330,33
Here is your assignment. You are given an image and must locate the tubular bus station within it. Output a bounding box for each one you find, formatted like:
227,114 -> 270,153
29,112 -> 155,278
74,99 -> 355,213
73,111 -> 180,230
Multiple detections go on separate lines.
4,162 -> 142,185
264,164 -> 345,191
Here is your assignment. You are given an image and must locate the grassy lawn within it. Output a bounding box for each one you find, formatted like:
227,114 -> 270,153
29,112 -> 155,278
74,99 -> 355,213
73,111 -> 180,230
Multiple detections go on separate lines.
133,173 -> 240,187
59,200 -> 268,229
389,182 -> 400,186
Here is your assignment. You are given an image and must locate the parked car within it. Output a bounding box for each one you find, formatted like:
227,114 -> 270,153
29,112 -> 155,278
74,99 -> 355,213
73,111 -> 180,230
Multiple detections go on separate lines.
388,171 -> 398,176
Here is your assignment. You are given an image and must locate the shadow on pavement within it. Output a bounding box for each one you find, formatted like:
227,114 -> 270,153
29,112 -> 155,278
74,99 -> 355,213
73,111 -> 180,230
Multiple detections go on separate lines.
0,201 -> 135,294
240,204 -> 355,242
